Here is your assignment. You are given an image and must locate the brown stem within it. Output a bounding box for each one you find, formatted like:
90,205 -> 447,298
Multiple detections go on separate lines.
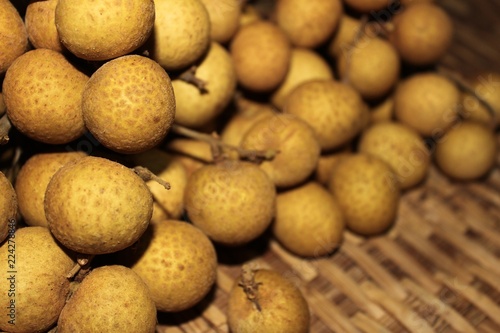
0,114 -> 12,145
178,66 -> 208,93
133,166 -> 171,190
437,66 -> 497,127
239,264 -> 262,312
171,124 -> 279,163
67,254 -> 95,279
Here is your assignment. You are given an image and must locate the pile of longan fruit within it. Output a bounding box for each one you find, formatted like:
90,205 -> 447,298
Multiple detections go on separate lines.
0,0 -> 498,332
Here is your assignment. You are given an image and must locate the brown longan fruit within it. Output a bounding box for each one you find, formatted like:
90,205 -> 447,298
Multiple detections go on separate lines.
129,220 -> 217,312
328,154 -> 400,236
0,171 -> 16,243
390,3 -> 453,66
55,0 -> 154,60
283,79 -> 368,151
0,0 -> 28,74
201,0 -> 241,43
271,48 -> 333,110
275,0 -> 342,48
394,73 -> 460,137
274,182 -> 345,257
15,152 -> 86,227
358,122 -> 430,189
0,227 -> 75,333
228,268 -> 310,333
173,42 -> 237,128
338,37 -> 400,100
45,156 -> 153,254
240,114 -> 321,188
3,48 -> 88,144
184,160 -> 276,246
25,0 -> 63,52
82,55 -> 176,154
344,0 -> 390,12
149,0 -> 211,71
230,21 -> 292,92
461,73 -> 500,127
435,122 -> 497,181
58,265 -> 156,333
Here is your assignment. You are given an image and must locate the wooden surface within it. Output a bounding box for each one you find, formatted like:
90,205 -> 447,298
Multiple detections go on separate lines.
155,1 -> 500,332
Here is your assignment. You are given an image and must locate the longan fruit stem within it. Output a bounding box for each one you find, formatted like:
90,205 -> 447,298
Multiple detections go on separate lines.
178,66 -> 208,93
437,66 -> 498,128
133,166 -> 171,190
171,124 -> 279,163
239,264 -> 262,312
0,114 -> 12,145
67,254 -> 95,279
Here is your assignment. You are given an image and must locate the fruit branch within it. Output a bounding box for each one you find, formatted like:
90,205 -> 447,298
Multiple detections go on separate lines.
67,254 -> 95,279
0,114 -> 12,145
178,66 -> 208,93
171,124 -> 279,163
437,66 -> 497,125
133,166 -> 171,190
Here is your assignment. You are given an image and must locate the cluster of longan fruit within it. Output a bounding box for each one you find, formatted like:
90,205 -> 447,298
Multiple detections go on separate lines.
0,0 -> 498,332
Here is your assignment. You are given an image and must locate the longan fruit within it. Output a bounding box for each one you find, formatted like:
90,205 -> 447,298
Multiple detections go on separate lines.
201,0 -> 241,43
221,98 -> 276,147
0,227 -> 75,333
0,171 -> 16,243
149,0 -> 211,71
184,160 -> 276,246
328,154 -> 400,236
328,15 -> 361,58
275,0 -> 342,48
271,48 -> 333,110
131,149 -> 188,220
315,149 -> 352,185
338,37 -> 400,100
394,73 -> 460,137
283,79 -> 368,151
231,21 -> 292,92
344,0 -> 390,12
435,122 -> 497,181
173,42 -> 237,128
461,73 -> 500,126
82,55 -> 176,154
358,122 -> 430,189
274,182 -> 345,257
15,152 -> 86,227
370,96 -> 394,124
45,156 -> 153,254
129,220 -> 217,312
390,3 -> 453,66
241,114 -> 321,188
25,0 -> 63,52
0,0 -> 28,74
55,0 -> 154,60
58,265 -> 156,333
3,48 -> 88,144
228,268 -> 310,333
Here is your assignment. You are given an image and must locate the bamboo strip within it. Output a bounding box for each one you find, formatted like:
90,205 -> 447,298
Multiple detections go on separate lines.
351,312 -> 392,333
269,241 -> 319,282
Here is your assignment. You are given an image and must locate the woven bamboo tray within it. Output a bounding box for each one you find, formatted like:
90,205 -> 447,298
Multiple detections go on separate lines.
154,1 -> 500,332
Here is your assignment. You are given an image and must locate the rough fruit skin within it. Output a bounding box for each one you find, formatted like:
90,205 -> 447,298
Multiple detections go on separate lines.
328,154 -> 400,236
0,171 -> 16,243
15,152 -> 86,227
358,122 -> 430,189
274,182 -> 345,257
231,21 -> 291,92
82,55 -> 175,154
129,220 -> 217,312
227,269 -> 310,333
55,0 -> 155,60
184,160 -> 276,246
0,227 -> 75,333
25,0 -> 63,52
45,156 -> 153,254
3,49 -> 88,144
0,0 -> 28,74
58,265 -> 156,333
435,122 -> 497,181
